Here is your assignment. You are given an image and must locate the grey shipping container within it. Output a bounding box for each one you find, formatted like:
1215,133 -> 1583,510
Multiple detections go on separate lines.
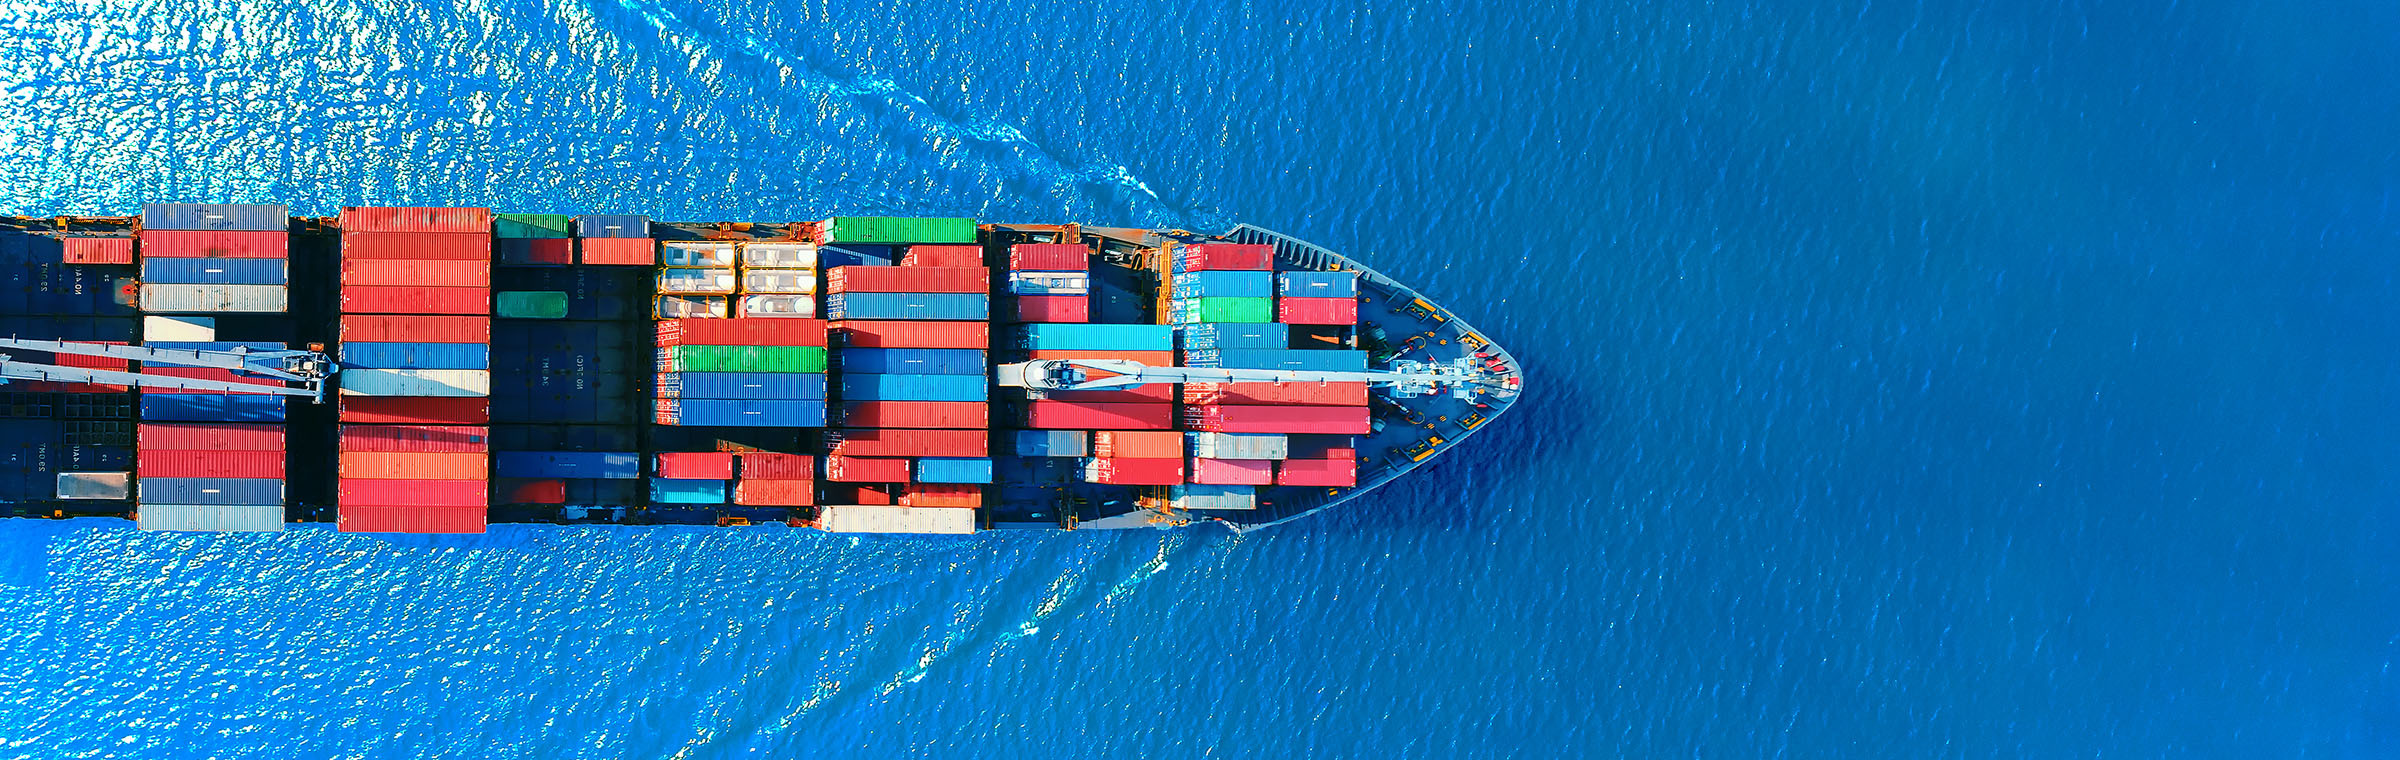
136,504 -> 286,532
141,203 -> 289,231
56,472 -> 130,500
139,284 -> 288,313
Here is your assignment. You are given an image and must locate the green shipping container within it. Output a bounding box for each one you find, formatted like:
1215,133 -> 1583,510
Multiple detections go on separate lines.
824,216 -> 978,244
496,290 -> 570,319
661,345 -> 828,373
495,213 -> 572,238
1178,297 -> 1275,323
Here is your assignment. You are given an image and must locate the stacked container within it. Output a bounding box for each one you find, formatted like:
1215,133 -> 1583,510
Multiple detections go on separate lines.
134,422 -> 286,532
1006,243 -> 1089,323
653,319 -> 829,427
734,451 -> 814,508
821,219 -> 989,518
1167,243 -> 1371,499
655,240 -> 737,320
577,214 -> 653,267
650,451 -> 733,506
137,203 -> 290,313
136,342 -> 291,423
494,213 -> 573,266
734,241 -> 819,319
335,207 -> 494,533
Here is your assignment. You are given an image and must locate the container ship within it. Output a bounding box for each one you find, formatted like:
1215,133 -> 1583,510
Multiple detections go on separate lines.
0,206 -> 1521,534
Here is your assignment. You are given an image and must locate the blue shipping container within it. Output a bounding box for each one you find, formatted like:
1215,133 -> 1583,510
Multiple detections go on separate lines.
140,394 -> 286,422
650,478 -> 728,504
495,451 -> 642,479
819,245 -> 897,268
839,374 -> 987,402
1177,323 -> 1289,350
138,477 -> 283,505
1277,271 -> 1360,298
915,458 -> 994,484
1011,323 -> 1174,352
140,258 -> 288,286
574,214 -> 650,238
1175,271 -> 1273,299
339,342 -> 490,370
824,292 -> 987,321
1181,349 -> 1369,372
836,348 -> 987,375
658,372 -> 828,400
1013,429 -> 1088,457
660,399 -> 828,427
140,203 -> 289,232
1,232 -> 136,316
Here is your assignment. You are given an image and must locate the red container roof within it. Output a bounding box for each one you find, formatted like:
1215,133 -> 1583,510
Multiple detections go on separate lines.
737,452 -> 816,480
1014,295 -> 1089,323
1184,405 -> 1370,434
139,423 -> 287,451
825,429 -> 988,458
1024,401 -> 1174,430
902,245 -> 983,268
337,425 -> 490,453
136,450 -> 285,479
340,232 -> 493,260
832,320 -> 989,349
826,265 -> 988,294
340,478 -> 490,507
340,207 -> 493,233
138,230 -> 286,259
1179,243 -> 1273,271
656,318 -> 827,347
1008,244 -> 1088,271
578,238 -> 652,265
342,286 -> 491,315
337,505 -> 488,534
338,396 -> 491,425
340,258 -> 491,288
825,455 -> 910,483
656,451 -> 736,480
1182,381 -> 1369,407
838,401 -> 988,429
733,479 -> 815,506
339,314 -> 491,343
62,237 -> 133,264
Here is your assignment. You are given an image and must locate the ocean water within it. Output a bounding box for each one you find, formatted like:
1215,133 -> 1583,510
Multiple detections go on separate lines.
1,0 -> 2395,756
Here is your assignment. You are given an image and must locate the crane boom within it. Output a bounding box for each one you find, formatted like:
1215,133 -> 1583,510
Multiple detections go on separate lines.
0,338 -> 335,401
997,357 -> 1516,401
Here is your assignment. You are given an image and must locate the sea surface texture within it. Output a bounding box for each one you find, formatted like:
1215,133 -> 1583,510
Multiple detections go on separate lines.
1,0 -> 2395,757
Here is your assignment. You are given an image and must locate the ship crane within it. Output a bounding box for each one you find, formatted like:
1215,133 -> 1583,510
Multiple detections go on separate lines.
0,338 -> 337,402
998,357 -> 1517,401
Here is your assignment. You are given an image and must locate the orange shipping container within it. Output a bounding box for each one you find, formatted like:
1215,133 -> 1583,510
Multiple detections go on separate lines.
733,479 -> 815,506
898,484 -> 982,508
337,451 -> 489,480
1093,431 -> 1183,459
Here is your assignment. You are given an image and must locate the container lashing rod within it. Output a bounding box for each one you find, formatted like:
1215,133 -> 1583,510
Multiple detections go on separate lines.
0,338 -> 337,402
999,358 -> 1516,401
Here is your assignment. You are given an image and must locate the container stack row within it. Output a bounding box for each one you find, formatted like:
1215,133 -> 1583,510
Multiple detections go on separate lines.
1005,243 -> 1090,323
133,423 -> 284,531
5,234 -> 138,511
135,203 -> 291,313
999,322 -> 1184,485
488,217 -> 650,515
820,217 -> 987,532
736,240 -> 820,319
333,207 -> 495,534
576,215 -> 654,267
654,319 -> 829,427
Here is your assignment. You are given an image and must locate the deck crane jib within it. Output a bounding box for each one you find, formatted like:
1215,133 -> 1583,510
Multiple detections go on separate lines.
0,338 -> 338,402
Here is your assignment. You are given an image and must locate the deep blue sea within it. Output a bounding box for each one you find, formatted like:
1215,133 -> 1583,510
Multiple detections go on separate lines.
3,0 -> 2396,756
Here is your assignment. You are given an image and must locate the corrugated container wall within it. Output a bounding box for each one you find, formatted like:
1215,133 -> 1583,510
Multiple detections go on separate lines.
141,203 -> 288,231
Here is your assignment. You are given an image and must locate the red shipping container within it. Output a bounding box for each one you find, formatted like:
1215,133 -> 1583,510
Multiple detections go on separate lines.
1024,349 -> 1172,364
339,207 -> 492,233
501,238 -> 573,266
340,478 -> 489,507
341,258 -> 490,288
339,451 -> 489,480
139,367 -> 285,394
825,266 -> 988,294
1014,295 -> 1088,323
1008,243 -> 1088,271
825,455 -> 910,482
1181,381 -> 1369,406
1093,431 -> 1183,458
47,340 -> 129,391
733,479 -> 815,506
499,479 -> 568,504
1084,457 -> 1182,485
845,484 -> 898,506
340,315 -> 491,343
342,286 -> 491,315
839,401 -> 987,429
138,423 -> 286,451
338,425 -> 489,452
338,396 -> 490,424
656,319 -> 828,347
1023,401 -> 1174,430
341,232 -> 492,260
338,505 -> 487,534
578,237 -> 653,265
902,245 -> 983,267
1047,383 -> 1174,404
1183,405 -> 1371,434
1189,457 -> 1274,485
737,452 -> 816,480
657,451 -> 736,479
825,429 -> 987,458
1179,243 -> 1273,271
1276,297 -> 1358,325
62,237 -> 133,264
1277,457 -> 1358,487
833,321 -> 988,349
138,230 -> 287,259
137,450 -> 284,479
898,484 -> 982,508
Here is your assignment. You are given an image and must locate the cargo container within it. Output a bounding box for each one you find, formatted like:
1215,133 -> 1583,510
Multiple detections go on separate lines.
142,258 -> 287,285
656,452 -> 736,479
825,455 -> 910,482
498,238 -> 574,266
1009,324 -> 1173,352
339,369 -> 492,397
574,215 -> 651,238
832,321 -> 987,349
137,450 -> 284,479
839,401 -> 986,429
838,373 -> 986,402
656,318 -> 828,347
657,345 -> 827,373
339,232 -> 490,260
660,241 -> 737,267
737,452 -> 815,480
821,217 -> 976,244
819,244 -> 897,268
655,268 -> 736,295
1007,271 -> 1089,296
826,266 -> 988,294
1023,401 -> 1174,430
738,242 -> 817,268
1182,349 -> 1368,372
1183,405 -> 1371,434
56,472 -> 130,500
494,451 -> 641,479
823,292 -> 988,321
138,477 -> 283,505
1013,429 -> 1088,457
650,479 -> 728,504
898,483 -> 981,508
341,258 -> 489,288
913,458 -> 994,484
1177,323 -> 1289,350
495,213 -> 572,238
825,429 -> 987,458
733,479 -> 814,506
1180,381 -> 1369,406
139,230 -> 287,259
338,451 -> 488,479
1277,457 -> 1359,487
1171,297 -> 1274,324
902,245 -> 981,268
338,425 -> 489,452
496,291 -> 569,319
142,203 -> 288,231
343,286 -> 491,315
1277,271 -> 1360,298
657,372 -> 828,400
1170,484 -> 1257,511
1189,457 -> 1274,485
1277,297 -> 1359,325
139,423 -> 285,451
1093,431 -> 1183,459
138,284 -> 286,313
1177,243 -> 1273,271
338,396 -> 489,424
734,295 -> 816,318
654,398 -> 828,427
1175,270 -> 1273,299
739,270 -> 817,295
136,367 -> 284,395
1081,457 -> 1181,485
339,479 -> 489,506
1008,243 -> 1087,271
339,342 -> 490,370
834,348 -> 986,375
337,505 -> 487,534
340,207 -> 492,233
818,505 -> 975,534
1014,295 -> 1088,323
579,237 -> 653,265
143,316 -> 215,342
1021,349 -> 1174,364
138,504 -> 286,532
140,395 -> 286,422
654,295 -> 729,319
1286,435 -> 1359,460
1188,432 -> 1291,460
498,479 -> 568,504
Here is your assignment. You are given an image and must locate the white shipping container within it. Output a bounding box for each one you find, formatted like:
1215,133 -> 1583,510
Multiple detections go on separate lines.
736,294 -> 816,318
137,504 -> 286,532
338,369 -> 492,397
740,270 -> 818,294
656,268 -> 737,295
56,472 -> 130,500
143,315 -> 216,342
818,505 -> 976,535
139,284 -> 287,313
660,241 -> 737,267
1171,492 -> 1258,511
738,242 -> 818,269
655,295 -> 730,319
1188,432 -> 1290,460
